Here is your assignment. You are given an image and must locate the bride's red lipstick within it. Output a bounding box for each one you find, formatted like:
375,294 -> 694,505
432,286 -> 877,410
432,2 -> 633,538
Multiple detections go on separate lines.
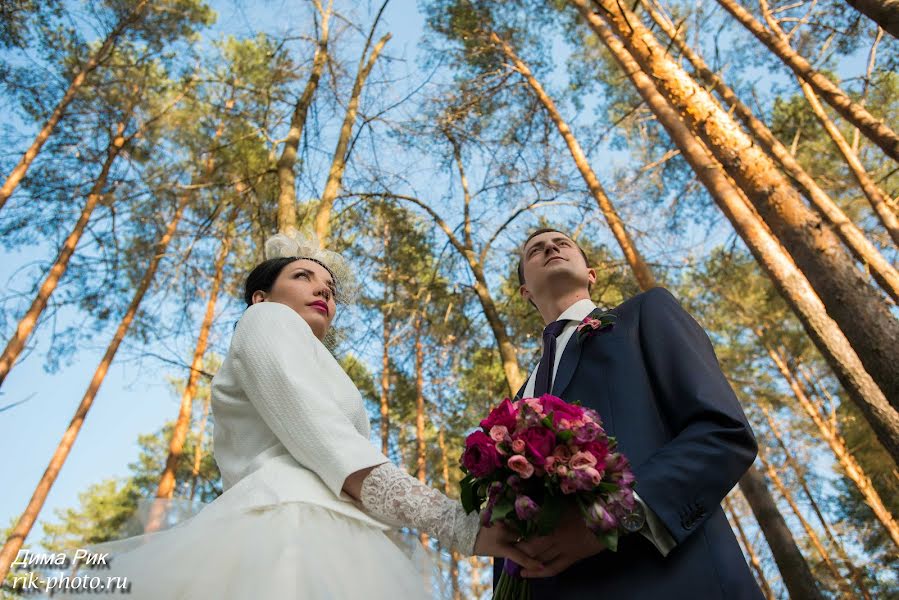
308,300 -> 329,315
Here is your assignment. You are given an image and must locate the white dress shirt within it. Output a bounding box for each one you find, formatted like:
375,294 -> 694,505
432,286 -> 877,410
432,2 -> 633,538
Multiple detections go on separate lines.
522,298 -> 676,556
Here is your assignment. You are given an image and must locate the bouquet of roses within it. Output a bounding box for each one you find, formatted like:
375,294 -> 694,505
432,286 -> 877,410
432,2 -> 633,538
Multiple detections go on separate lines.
459,394 -> 635,600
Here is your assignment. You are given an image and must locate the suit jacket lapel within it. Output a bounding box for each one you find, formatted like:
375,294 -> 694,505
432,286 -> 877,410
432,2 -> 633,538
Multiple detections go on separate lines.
551,335 -> 583,398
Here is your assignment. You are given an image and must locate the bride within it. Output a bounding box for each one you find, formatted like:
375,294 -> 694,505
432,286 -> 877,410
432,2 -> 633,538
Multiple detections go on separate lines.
92,231 -> 539,598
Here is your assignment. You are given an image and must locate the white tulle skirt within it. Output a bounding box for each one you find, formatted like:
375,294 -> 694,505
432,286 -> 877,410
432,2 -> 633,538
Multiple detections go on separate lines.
85,500 -> 442,599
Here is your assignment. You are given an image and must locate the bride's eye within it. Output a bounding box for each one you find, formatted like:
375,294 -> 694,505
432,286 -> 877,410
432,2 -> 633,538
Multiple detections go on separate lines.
294,272 -> 309,279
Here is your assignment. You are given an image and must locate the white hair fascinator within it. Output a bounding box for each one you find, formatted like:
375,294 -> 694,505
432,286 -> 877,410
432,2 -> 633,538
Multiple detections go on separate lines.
263,229 -> 359,305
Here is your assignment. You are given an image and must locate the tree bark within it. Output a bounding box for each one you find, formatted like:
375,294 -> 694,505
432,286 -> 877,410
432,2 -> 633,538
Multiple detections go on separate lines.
188,392 -> 212,502
577,7 -> 899,465
760,337 -> 899,549
757,451 -> 852,595
641,0 -> 899,302
489,30 -> 657,291
739,466 -> 824,600
276,0 -> 332,233
580,0 -> 899,414
0,0 -> 150,212
724,495 -> 776,600
414,313 -> 428,545
0,195 -> 189,581
762,407 -> 873,599
438,427 -> 462,600
715,0 -> 899,161
146,223 -> 233,532
844,0 -> 898,40
312,25 -> 391,246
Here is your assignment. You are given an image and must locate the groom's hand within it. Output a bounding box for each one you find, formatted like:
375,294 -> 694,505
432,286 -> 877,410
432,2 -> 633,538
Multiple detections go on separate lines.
517,508 -> 606,578
473,522 -> 544,572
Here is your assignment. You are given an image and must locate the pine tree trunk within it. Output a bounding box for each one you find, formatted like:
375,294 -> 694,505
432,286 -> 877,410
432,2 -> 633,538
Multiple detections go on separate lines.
414,314 -> 428,545
739,466 -> 824,600
641,0 -> 899,302
146,225 -> 233,532
760,338 -> 899,549
577,8 -> 899,465
0,122 -> 130,387
715,0 -> 899,161
757,452 -> 852,595
489,31 -> 657,291
581,0 -> 899,413
844,1 -> 898,39
380,220 -> 392,455
276,1 -> 332,233
0,0 -> 149,212
724,495 -> 776,600
188,393 -> 212,502
0,195 -> 188,581
762,408 -> 873,599
312,27 -> 391,246
438,428 -> 462,600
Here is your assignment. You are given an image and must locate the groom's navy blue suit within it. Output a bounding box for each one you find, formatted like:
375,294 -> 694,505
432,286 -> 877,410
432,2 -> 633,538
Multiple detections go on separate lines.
496,287 -> 762,599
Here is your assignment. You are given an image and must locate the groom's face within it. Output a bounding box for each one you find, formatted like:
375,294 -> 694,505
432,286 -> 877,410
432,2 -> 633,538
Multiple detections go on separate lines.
519,232 -> 595,303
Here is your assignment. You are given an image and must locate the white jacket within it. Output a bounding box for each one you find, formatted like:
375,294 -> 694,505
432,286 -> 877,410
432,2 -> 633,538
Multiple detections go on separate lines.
209,301 -> 391,529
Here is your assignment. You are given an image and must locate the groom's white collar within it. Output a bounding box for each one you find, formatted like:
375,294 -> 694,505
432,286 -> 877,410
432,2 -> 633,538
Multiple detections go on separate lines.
552,298 -> 596,324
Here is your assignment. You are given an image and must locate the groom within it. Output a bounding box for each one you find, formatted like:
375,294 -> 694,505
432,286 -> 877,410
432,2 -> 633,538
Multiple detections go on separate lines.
498,228 -> 762,599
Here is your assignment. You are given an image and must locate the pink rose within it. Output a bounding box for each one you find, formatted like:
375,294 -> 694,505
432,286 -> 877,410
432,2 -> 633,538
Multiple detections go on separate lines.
544,456 -> 556,470
560,479 -> 577,494
523,397 -> 545,416
557,465 -> 569,477
511,439 -> 526,453
539,394 -> 586,427
480,398 -> 518,432
552,445 -> 572,463
461,431 -> 501,477
489,425 -> 509,443
583,440 -> 610,465
569,451 -> 598,470
508,455 -> 535,479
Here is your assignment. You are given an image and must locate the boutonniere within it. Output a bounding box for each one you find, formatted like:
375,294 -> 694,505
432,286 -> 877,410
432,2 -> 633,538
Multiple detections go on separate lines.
575,308 -> 616,344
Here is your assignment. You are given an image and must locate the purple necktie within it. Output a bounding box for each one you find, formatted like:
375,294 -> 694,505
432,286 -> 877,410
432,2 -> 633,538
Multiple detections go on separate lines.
533,320 -> 567,397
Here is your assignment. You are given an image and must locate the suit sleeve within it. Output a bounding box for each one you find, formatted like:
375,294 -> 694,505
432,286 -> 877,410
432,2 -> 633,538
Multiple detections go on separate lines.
230,302 -> 389,497
633,287 -> 758,546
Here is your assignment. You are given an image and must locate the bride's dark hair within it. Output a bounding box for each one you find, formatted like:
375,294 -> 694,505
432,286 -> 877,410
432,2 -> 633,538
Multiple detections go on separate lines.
243,256 -> 337,308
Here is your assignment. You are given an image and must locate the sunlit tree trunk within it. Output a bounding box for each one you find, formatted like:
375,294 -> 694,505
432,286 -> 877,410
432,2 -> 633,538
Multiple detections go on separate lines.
762,408 -> 873,599
276,0 -> 332,233
438,428 -> 462,599
577,8 -> 899,465
147,223 -> 233,532
380,219 -> 392,455
759,336 -> 899,549
188,393 -> 212,502
414,312 -> 428,545
0,195 -> 189,581
724,495 -> 776,600
581,0 -> 899,414
739,466 -> 824,600
755,3 -> 899,247
0,0 -> 150,212
641,0 -> 899,302
715,0 -> 899,161
489,31 -> 657,291
0,116 -> 132,388
312,4 -> 391,246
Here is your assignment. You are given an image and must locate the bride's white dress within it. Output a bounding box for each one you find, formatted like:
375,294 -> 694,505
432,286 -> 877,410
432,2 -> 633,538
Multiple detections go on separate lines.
90,302 -> 463,599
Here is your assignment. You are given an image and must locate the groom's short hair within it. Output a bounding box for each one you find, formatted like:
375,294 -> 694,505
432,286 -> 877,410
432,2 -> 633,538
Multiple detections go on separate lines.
517,228 -> 589,286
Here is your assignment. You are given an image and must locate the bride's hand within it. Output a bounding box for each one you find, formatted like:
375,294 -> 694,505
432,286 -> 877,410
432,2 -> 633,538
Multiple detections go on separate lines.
472,522 -> 544,571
